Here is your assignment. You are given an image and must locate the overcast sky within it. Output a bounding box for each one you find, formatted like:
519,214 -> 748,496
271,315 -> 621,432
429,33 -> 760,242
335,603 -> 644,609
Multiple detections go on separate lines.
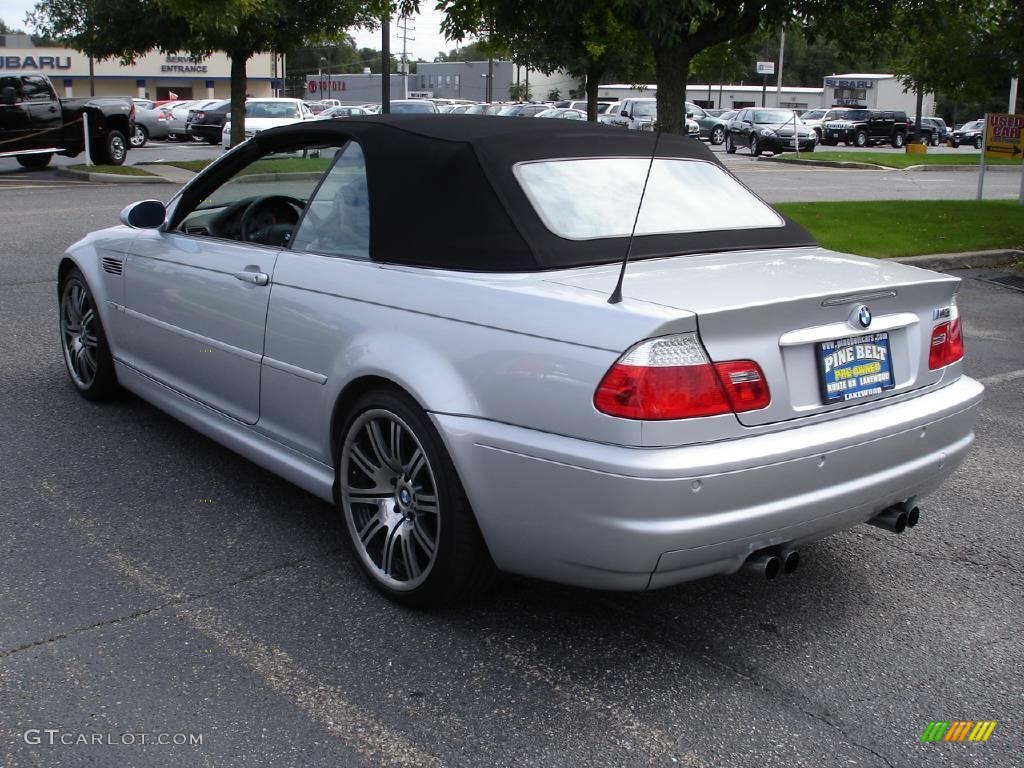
0,0 -> 471,62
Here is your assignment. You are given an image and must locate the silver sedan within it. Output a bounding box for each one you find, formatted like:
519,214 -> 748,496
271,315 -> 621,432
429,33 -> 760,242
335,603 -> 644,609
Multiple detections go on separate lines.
56,116 -> 982,606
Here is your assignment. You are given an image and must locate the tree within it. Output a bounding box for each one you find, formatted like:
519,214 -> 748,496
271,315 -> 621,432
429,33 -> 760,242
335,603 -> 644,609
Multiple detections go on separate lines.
30,0 -> 385,144
436,0 -> 648,120
608,1 -> 799,133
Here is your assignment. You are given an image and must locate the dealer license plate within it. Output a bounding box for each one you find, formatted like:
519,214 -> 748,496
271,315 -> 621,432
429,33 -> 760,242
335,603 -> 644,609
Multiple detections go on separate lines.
816,332 -> 895,404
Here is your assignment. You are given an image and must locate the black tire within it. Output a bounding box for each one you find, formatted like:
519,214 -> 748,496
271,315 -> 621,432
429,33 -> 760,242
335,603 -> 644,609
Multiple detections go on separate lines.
950,141 -> 960,148
750,135 -> 761,156
813,128 -> 822,142
16,153 -> 53,169
95,129 -> 128,165
821,138 -> 837,146
854,130 -> 869,148
930,134 -> 940,147
725,132 -> 736,154
974,136 -> 983,150
891,131 -> 905,149
206,137 -> 220,145
710,126 -> 725,145
59,268 -> 122,401
337,387 -> 495,607
805,144 -> 814,152
130,124 -> 148,148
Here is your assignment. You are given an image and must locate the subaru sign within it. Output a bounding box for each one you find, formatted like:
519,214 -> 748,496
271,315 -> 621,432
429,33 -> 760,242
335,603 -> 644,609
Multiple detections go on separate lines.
2,55 -> 72,70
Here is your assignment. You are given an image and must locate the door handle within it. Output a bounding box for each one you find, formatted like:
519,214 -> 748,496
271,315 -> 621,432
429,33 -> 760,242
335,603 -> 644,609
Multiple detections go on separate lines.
234,270 -> 269,286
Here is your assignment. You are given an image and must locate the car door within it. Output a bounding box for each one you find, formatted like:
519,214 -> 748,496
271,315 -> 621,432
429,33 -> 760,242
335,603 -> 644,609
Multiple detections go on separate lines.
0,75 -> 33,150
122,146 -> 338,425
20,76 -> 62,147
734,109 -> 752,144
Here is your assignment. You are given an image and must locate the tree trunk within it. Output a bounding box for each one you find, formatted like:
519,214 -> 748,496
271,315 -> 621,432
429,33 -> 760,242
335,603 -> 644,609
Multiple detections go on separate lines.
585,66 -> 602,121
229,50 -> 249,148
653,43 -> 690,135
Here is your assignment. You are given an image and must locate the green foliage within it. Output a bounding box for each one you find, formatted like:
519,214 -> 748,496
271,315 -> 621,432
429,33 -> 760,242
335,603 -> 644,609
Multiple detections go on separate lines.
508,82 -> 531,100
547,88 -> 561,100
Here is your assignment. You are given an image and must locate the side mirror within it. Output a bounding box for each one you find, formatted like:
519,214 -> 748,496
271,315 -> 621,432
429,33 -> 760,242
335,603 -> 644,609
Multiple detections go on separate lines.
620,109 -> 630,118
686,111 -> 693,118
1,86 -> 17,106
119,199 -> 166,229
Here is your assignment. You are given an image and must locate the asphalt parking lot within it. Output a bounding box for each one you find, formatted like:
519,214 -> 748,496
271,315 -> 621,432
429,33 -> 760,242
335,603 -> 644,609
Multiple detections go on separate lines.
1,158 -> 1023,767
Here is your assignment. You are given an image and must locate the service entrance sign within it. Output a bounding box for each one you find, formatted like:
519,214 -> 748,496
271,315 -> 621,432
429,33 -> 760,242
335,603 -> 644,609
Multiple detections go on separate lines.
984,113 -> 1024,160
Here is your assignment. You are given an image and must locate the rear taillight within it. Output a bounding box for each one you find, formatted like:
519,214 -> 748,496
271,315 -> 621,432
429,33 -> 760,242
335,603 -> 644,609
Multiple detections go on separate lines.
928,302 -> 964,370
594,333 -> 770,420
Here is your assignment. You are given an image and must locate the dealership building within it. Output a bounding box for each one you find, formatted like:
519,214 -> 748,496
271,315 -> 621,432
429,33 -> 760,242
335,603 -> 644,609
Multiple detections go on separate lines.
0,35 -> 281,99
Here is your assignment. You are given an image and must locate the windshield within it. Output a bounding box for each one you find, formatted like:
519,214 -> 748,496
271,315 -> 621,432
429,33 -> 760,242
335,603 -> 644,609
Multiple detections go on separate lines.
515,157 -> 783,240
631,101 -> 657,118
829,109 -> 870,121
245,102 -> 298,118
498,106 -> 521,116
801,110 -> 825,120
753,110 -> 799,124
962,120 -> 983,130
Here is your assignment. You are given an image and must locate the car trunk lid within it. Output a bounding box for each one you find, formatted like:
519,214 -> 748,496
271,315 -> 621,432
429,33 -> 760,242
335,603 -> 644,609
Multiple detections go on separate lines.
546,246 -> 960,427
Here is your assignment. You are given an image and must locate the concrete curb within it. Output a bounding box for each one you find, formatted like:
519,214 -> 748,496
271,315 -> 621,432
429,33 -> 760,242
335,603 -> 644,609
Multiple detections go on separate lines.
58,168 -> 170,184
761,156 -> 1019,172
892,249 -> 1024,270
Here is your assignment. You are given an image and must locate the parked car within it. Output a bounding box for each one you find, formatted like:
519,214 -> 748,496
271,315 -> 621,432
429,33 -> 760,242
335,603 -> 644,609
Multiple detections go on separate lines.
796,108 -> 836,142
725,108 -> 817,155
950,119 -> 984,149
317,106 -> 372,119
132,98 -> 156,111
131,106 -> 172,147
447,104 -> 472,115
601,97 -> 700,137
186,99 -> 231,144
59,115 -> 982,606
0,72 -> 133,166
163,100 -> 198,141
686,101 -> 728,145
388,100 -> 440,114
221,98 -> 315,148
819,108 -> 910,148
564,100 -> 613,114
304,101 -> 328,115
463,104 -> 491,115
909,116 -> 947,146
497,103 -> 550,117
534,108 -> 587,120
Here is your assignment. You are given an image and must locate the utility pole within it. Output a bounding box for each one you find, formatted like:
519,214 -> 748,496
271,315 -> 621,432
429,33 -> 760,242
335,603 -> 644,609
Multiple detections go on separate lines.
775,27 -> 785,106
396,15 -> 415,99
1010,77 -> 1019,113
381,16 -> 390,112
486,9 -> 494,103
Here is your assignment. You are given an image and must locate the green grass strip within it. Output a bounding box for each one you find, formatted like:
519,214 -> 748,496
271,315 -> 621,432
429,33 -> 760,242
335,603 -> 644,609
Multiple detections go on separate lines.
792,151 -> 1020,168
66,164 -> 157,176
776,200 -> 1024,258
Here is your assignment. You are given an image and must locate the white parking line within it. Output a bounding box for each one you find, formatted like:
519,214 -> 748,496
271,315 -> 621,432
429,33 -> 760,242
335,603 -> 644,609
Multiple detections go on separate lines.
977,368 -> 1024,387
33,479 -> 444,768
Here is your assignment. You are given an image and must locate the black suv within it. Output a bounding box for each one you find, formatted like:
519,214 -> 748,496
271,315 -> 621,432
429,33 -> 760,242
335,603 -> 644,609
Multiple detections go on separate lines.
820,109 -> 910,148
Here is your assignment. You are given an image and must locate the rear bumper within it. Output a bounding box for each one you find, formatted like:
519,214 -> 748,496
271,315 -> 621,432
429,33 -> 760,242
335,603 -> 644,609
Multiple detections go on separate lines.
188,124 -> 222,141
435,376 -> 983,590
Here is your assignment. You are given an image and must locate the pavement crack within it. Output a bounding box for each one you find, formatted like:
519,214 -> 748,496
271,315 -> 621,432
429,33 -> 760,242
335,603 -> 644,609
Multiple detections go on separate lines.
603,600 -> 896,767
0,548 -> 340,663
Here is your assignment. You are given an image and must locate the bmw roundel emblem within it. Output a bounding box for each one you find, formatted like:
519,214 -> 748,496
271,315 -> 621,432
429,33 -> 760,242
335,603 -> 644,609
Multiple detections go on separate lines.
857,305 -> 872,328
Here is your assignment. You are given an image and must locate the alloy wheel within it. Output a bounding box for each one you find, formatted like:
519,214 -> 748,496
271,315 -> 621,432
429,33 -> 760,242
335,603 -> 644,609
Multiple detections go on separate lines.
341,409 -> 441,591
60,281 -> 98,388
711,126 -> 725,145
109,134 -> 127,163
131,126 -> 146,147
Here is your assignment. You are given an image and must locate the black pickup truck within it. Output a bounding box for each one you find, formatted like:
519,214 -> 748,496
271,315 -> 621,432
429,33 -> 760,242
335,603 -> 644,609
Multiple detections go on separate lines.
0,73 -> 134,168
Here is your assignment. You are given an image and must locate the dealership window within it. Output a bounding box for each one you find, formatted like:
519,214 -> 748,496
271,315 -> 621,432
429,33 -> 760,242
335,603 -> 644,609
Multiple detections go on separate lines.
445,75 -> 451,87
834,87 -> 867,102
454,75 -> 460,88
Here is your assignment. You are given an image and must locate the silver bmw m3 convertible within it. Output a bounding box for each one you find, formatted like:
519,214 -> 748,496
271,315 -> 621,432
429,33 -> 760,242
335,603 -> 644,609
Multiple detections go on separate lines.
57,115 -> 983,606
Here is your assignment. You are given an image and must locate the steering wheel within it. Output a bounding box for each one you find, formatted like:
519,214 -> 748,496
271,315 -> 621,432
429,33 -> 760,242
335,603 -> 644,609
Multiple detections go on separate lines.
238,195 -> 305,244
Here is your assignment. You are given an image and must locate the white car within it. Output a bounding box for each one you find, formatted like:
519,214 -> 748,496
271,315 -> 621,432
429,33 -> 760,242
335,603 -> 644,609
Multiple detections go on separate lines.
222,98 -> 315,149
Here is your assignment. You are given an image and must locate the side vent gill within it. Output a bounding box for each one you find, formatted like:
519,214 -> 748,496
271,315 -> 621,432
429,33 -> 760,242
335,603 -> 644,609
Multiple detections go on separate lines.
101,256 -> 124,276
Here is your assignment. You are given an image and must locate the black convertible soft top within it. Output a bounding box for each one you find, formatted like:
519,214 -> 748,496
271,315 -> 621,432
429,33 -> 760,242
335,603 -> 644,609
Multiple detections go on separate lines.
243,115 -> 816,271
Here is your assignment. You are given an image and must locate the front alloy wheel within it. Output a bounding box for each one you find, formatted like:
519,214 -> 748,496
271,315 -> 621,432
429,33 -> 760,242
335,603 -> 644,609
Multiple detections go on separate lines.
338,390 -> 494,606
710,126 -> 725,145
750,135 -> 761,156
725,133 -> 736,154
